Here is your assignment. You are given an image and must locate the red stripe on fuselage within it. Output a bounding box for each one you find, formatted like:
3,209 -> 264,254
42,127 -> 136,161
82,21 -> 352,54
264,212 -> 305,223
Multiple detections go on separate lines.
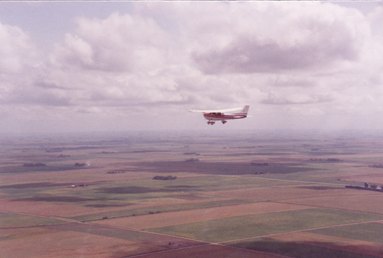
203,113 -> 247,121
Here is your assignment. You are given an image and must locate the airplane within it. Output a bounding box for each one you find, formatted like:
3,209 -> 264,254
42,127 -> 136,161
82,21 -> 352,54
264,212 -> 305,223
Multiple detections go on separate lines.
191,105 -> 250,125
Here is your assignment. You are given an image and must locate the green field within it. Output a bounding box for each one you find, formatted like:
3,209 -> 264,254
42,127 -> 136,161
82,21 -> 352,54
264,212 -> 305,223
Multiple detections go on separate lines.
0,174 -> 300,211
312,222 -> 383,243
149,208 -> 383,242
0,212 -> 64,228
3,133 -> 383,257
72,199 -> 251,222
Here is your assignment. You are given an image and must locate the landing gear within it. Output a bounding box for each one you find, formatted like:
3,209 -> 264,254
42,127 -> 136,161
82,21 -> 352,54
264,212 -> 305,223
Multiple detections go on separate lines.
222,120 -> 227,124
207,121 -> 215,125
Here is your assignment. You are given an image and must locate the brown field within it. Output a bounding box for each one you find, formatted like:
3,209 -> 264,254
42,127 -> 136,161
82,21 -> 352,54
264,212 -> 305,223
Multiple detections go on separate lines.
204,184 -> 352,202
95,202 -> 310,230
0,227 -> 142,258
131,244 -> 282,258
2,132 -> 383,257
232,231 -> 383,258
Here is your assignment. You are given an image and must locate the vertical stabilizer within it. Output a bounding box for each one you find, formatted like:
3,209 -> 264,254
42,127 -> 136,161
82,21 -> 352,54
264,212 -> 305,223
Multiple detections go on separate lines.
242,105 -> 250,114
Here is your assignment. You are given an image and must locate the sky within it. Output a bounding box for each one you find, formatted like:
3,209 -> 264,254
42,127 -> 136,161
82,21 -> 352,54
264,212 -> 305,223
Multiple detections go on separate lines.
1,1 -> 383,134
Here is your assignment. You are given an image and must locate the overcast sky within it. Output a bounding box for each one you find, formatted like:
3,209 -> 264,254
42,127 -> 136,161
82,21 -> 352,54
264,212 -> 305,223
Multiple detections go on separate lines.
1,1 -> 383,134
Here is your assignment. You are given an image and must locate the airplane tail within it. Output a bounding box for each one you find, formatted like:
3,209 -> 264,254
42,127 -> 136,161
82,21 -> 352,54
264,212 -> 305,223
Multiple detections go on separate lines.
241,105 -> 250,114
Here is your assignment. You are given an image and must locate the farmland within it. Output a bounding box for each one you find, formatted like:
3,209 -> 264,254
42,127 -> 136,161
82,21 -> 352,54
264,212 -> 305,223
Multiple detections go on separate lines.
1,131 -> 383,257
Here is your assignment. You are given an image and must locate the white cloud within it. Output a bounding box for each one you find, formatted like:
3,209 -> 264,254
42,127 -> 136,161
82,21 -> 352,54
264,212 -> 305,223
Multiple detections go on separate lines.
0,22 -> 36,74
1,2 -> 383,132
191,2 -> 368,74
52,12 -> 171,73
262,93 -> 331,105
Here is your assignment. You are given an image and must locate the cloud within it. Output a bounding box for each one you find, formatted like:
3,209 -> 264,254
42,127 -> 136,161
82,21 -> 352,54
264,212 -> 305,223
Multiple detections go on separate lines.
52,12 -> 171,73
193,33 -> 356,74
267,76 -> 317,88
193,4 -> 363,74
191,2 -> 367,74
0,22 -> 36,74
262,93 -> 332,105
0,22 -> 43,108
1,2 -> 383,132
368,6 -> 383,38
40,11 -> 197,112
6,88 -> 71,107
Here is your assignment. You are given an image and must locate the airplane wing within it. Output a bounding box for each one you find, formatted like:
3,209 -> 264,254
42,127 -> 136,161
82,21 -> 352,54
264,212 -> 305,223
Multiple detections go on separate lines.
190,107 -> 244,113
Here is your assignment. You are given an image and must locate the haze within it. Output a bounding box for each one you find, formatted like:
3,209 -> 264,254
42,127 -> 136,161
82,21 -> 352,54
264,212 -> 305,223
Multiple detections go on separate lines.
1,2 -> 383,134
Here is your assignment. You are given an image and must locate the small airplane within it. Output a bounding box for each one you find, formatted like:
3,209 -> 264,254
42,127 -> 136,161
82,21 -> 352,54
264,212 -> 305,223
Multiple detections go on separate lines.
191,105 -> 250,125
